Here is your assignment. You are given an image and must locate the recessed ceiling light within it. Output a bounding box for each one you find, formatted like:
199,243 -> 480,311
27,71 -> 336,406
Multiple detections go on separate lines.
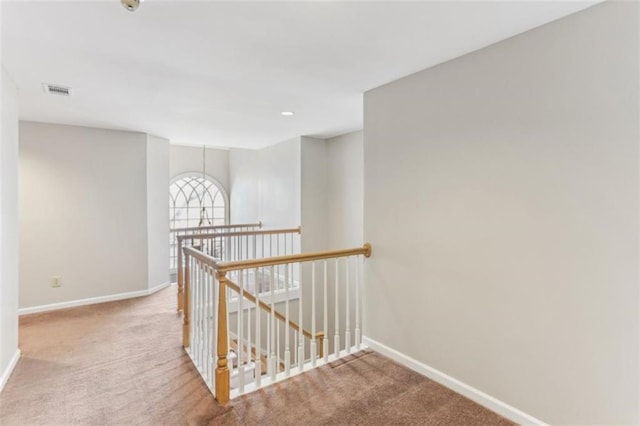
281,111 -> 294,116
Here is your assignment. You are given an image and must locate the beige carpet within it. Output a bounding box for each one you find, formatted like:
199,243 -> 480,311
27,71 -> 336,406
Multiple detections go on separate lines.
0,287 -> 513,426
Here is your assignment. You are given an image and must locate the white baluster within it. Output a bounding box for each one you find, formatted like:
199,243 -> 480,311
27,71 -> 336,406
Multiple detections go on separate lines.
190,258 -> 196,356
311,261 -> 317,366
199,261 -> 204,368
235,235 -> 239,262
255,267 -> 261,387
294,332 -> 298,367
213,266 -> 218,383
276,315 -> 281,376
196,260 -> 201,367
270,266 -> 277,381
200,262 -> 206,369
266,314 -> 271,378
345,257 -> 351,354
227,273 -> 232,373
355,255 -> 361,350
238,268 -> 244,393
335,258 -> 340,358
192,258 -> 197,361
206,265 -> 213,386
284,264 -> 291,376
246,269 -> 251,385
298,262 -> 304,370
323,260 -> 328,363
284,233 -> 288,257
260,235 -> 267,258
202,263 -> 208,381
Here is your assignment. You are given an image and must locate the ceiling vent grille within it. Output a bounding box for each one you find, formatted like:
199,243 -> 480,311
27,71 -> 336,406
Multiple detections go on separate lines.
42,83 -> 72,96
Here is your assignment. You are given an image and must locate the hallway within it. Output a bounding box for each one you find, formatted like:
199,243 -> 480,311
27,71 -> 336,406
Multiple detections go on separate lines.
0,288 -> 512,425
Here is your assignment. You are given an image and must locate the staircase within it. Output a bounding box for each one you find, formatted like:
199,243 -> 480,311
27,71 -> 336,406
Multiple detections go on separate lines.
174,223 -> 371,402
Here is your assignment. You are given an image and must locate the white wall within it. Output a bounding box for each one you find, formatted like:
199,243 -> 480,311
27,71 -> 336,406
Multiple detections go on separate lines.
326,131 -> 363,250
146,135 -> 170,290
19,122 -> 150,309
1,67 -> 20,389
301,137 -> 328,253
229,138 -> 301,229
169,145 -> 229,194
229,148 -> 260,224
257,138 -> 301,229
363,2 -> 638,424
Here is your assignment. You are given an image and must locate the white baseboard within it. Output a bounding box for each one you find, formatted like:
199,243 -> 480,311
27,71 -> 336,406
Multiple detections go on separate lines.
362,336 -> 547,426
0,349 -> 21,393
18,282 -> 173,315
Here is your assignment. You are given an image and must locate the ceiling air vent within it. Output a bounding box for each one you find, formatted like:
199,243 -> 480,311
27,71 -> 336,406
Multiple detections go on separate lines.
42,83 -> 72,96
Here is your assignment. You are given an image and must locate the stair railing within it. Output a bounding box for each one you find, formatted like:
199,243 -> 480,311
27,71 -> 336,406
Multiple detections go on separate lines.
170,222 -> 262,271
176,227 -> 301,311
182,243 -> 371,402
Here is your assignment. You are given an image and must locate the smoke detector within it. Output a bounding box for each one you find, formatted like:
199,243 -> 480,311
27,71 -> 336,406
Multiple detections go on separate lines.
42,83 -> 72,97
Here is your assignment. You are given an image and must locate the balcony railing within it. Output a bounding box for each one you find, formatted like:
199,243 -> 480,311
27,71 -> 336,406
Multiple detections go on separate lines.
181,242 -> 372,401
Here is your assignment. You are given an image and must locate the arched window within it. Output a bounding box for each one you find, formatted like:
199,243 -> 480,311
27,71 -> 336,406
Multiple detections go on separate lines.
169,174 -> 227,229
169,174 -> 228,269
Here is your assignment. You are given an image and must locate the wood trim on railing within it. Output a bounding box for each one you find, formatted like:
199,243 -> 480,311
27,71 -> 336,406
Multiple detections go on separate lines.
215,243 -> 372,273
170,222 -> 261,233
176,227 -> 301,242
183,245 -> 220,267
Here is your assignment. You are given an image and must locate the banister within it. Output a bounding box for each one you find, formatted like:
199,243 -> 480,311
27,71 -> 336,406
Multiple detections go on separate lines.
176,227 -> 301,242
184,241 -> 373,401
215,243 -> 372,273
170,222 -> 261,233
183,245 -> 219,267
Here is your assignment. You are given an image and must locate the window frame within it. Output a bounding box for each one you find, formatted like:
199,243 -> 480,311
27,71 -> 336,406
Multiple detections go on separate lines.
169,172 -> 230,229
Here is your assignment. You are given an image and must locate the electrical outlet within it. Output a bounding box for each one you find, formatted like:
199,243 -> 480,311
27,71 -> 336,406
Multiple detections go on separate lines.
51,276 -> 61,288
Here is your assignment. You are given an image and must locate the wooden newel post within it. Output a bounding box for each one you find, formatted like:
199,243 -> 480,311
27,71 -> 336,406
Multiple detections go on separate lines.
177,237 -> 184,312
182,251 -> 190,348
215,271 -> 230,403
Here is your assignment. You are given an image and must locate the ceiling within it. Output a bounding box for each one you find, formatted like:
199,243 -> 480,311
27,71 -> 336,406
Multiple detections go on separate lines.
2,1 -> 598,149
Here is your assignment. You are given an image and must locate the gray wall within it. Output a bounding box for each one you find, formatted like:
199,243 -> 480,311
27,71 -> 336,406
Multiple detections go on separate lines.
19,122 -> 169,309
326,131 -> 363,250
229,148 -> 261,224
301,136 -> 328,253
363,2 -> 638,424
1,67 -> 20,388
146,135 -> 170,290
229,138 -> 301,230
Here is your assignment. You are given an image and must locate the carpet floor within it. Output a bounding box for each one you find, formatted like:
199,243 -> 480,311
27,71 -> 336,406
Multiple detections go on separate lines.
0,287 -> 513,426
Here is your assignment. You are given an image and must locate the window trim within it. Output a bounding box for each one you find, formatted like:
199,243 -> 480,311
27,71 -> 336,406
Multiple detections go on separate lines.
169,172 -> 230,227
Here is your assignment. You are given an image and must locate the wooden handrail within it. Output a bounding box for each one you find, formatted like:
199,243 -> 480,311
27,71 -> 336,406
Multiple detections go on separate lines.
215,243 -> 372,273
179,243 -> 371,312
183,245 -> 219,267
176,227 -> 301,242
170,222 -> 261,233
225,277 -> 324,344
